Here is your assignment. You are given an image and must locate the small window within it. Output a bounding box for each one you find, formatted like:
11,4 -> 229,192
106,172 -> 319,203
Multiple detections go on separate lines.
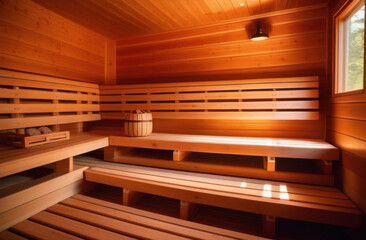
336,0 -> 365,94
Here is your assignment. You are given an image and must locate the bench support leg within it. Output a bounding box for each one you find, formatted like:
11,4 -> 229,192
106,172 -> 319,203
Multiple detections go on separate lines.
55,157 -> 73,173
104,146 -> 134,162
123,189 -> 144,206
173,150 -> 192,161
262,215 -> 276,238
319,160 -> 333,175
263,156 -> 276,172
180,200 -> 200,220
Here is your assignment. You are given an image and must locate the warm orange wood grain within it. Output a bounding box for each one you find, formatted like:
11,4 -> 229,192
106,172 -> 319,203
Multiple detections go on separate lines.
0,0 -> 105,83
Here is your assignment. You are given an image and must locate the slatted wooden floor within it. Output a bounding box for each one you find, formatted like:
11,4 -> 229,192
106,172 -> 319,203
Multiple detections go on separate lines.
0,194 -> 267,240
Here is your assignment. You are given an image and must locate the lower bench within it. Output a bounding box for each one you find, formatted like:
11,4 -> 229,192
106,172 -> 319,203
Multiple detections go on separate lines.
1,194 -> 267,240
82,161 -> 362,237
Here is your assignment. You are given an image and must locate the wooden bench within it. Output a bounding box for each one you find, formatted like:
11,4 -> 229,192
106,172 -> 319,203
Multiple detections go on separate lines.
0,132 -> 108,178
0,70 -> 107,231
104,132 -> 338,186
98,76 -> 337,185
1,194 -> 268,240
78,158 -> 362,238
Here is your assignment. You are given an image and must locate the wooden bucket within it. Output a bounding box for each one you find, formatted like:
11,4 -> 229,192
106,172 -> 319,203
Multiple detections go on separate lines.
124,110 -> 153,137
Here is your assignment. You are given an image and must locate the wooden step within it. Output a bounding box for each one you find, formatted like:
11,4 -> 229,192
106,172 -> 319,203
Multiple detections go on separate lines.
81,161 -> 362,230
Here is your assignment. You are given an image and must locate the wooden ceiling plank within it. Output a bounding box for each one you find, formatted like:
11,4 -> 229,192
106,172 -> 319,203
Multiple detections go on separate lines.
230,0 -> 251,17
123,0 -> 175,30
245,0 -> 262,15
215,0 -> 239,19
260,0 -> 275,13
102,0 -> 162,33
84,0 -> 151,35
29,0 -> 329,39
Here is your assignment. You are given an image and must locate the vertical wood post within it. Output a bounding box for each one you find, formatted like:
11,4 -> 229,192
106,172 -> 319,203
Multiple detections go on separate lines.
12,86 -> 25,134
104,146 -> 134,162
262,215 -> 276,238
123,189 -> 144,206
173,150 -> 192,161
180,200 -> 200,220
55,157 -> 73,173
51,89 -> 60,132
263,156 -> 276,172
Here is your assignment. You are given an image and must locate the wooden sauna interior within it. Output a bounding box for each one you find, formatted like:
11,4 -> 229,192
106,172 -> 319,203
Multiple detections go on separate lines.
0,0 -> 366,239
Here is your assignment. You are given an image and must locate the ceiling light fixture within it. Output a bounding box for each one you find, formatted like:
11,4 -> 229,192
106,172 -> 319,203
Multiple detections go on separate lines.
250,24 -> 269,41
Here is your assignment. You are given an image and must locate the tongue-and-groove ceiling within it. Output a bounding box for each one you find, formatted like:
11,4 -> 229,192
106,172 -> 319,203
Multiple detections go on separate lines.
32,0 -> 328,39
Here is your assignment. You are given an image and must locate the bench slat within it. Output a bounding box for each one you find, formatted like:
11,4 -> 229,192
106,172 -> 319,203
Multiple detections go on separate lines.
0,133 -> 108,178
85,168 -> 362,228
47,204 -> 191,240
31,211 -> 135,240
11,220 -> 82,240
60,198 -> 236,240
109,133 -> 338,160
89,167 -> 355,209
72,194 -> 266,240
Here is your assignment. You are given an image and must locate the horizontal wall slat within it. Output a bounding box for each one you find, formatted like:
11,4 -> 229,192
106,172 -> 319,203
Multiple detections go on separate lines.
327,131 -> 366,160
101,101 -> 318,111
328,117 -> 366,142
0,88 -> 99,101
101,111 -> 319,120
101,76 -> 319,89
329,102 -> 366,121
101,82 -> 319,95
117,47 -> 325,78
0,77 -> 100,94
117,33 -> 325,66
0,104 -> 100,114
101,89 -> 318,102
0,114 -> 101,130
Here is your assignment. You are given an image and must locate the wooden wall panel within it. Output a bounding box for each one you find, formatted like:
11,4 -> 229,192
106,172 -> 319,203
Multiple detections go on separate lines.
327,0 -> 366,217
110,4 -> 327,139
0,0 -> 105,83
116,5 -> 327,84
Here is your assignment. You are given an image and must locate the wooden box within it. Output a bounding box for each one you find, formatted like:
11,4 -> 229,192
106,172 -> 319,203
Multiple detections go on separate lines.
0,131 -> 70,148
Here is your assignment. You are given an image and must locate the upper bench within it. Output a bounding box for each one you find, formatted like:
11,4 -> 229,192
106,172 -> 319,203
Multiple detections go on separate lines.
109,133 -> 339,161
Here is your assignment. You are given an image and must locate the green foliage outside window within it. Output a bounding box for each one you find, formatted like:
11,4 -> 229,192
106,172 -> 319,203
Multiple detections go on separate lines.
346,6 -> 364,92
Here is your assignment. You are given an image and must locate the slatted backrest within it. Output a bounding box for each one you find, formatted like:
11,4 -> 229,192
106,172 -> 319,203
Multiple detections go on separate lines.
100,76 -> 319,120
0,69 -> 100,131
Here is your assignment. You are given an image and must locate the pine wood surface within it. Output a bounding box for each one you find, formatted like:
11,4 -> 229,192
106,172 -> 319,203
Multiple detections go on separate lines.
0,133 -> 108,178
0,69 -> 101,131
100,76 -> 320,121
83,163 -> 362,228
32,0 -> 327,39
108,132 -> 338,160
2,194 -> 268,240
0,0 -> 105,83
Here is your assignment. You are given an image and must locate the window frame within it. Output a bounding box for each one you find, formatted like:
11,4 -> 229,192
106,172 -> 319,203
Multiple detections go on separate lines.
334,0 -> 366,98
